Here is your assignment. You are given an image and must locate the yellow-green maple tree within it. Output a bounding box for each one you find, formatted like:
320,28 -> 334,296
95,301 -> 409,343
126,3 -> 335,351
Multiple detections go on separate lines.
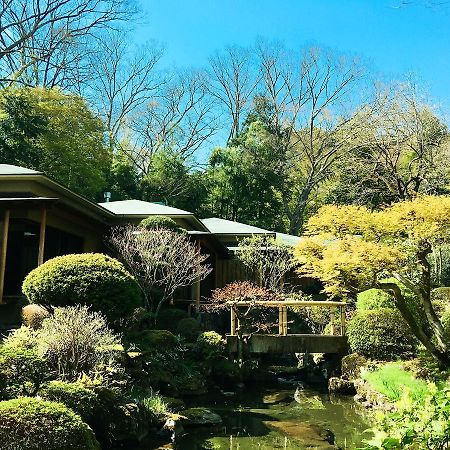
294,196 -> 450,366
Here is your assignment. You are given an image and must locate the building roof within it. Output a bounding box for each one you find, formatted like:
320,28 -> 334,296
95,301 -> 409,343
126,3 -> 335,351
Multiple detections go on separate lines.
98,200 -> 193,216
0,164 -> 42,176
276,232 -> 302,246
200,217 -> 274,235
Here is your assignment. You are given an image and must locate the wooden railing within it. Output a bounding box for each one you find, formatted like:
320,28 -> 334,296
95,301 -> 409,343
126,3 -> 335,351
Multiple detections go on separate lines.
229,300 -> 347,337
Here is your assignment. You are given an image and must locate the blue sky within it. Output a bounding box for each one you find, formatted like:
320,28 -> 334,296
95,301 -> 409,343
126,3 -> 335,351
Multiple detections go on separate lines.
136,0 -> 450,115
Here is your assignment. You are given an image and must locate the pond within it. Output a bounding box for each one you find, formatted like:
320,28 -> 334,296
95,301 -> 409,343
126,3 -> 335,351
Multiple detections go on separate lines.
141,383 -> 373,449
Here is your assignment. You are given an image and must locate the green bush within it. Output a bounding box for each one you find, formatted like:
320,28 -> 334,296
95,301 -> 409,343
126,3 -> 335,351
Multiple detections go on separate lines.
356,288 -> 393,310
22,304 -> 50,329
431,287 -> 450,317
139,215 -> 184,233
3,325 -> 38,349
40,381 -> 98,422
0,346 -> 49,399
176,317 -> 201,341
155,307 -> 189,332
441,309 -> 450,339
0,397 -> 100,450
195,331 -> 225,360
22,253 -> 142,322
127,329 -> 178,352
347,309 -> 417,360
140,393 -> 170,421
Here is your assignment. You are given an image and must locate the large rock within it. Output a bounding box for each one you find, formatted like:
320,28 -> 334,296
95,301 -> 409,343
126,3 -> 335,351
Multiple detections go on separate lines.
328,377 -> 356,395
181,408 -> 222,426
262,391 -> 294,404
341,353 -> 368,380
353,379 -> 395,411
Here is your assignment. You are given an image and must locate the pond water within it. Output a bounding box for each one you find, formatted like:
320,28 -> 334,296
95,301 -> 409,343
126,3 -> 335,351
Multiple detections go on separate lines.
142,383 -> 373,450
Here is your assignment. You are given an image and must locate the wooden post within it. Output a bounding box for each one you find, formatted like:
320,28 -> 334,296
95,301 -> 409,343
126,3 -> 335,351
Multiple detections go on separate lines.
230,307 -> 237,336
38,207 -> 47,266
283,306 -> 288,336
340,305 -> 346,336
278,306 -> 283,335
330,307 -> 336,335
0,209 -> 10,304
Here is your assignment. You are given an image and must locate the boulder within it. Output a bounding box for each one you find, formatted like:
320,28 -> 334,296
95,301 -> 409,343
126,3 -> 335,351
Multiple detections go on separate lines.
328,377 -> 356,395
262,391 -> 294,404
181,407 -> 222,426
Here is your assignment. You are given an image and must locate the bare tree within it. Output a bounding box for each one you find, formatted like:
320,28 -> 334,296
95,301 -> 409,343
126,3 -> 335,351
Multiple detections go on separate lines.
353,82 -> 450,202
235,235 -> 294,292
87,29 -> 164,153
131,70 -> 218,174
109,225 -> 211,319
256,44 -> 366,234
0,0 -> 136,87
208,45 -> 261,142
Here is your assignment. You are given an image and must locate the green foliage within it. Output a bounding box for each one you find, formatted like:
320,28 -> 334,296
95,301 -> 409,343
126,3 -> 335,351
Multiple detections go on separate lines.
3,325 -> 38,349
341,353 -> 368,380
37,306 -> 122,380
22,253 -> 142,322
155,308 -> 189,332
127,329 -> 178,352
0,87 -> 110,199
362,363 -> 429,402
107,150 -> 141,201
140,150 -> 207,214
39,381 -> 98,422
195,331 -> 226,360
0,345 -> 49,398
357,289 -> 393,311
176,317 -> 201,342
431,287 -> 450,317
0,397 -> 100,450
363,384 -> 450,449
347,309 -> 417,359
139,215 -> 184,233
440,309 -> 450,339
140,393 -> 170,421
203,124 -> 286,232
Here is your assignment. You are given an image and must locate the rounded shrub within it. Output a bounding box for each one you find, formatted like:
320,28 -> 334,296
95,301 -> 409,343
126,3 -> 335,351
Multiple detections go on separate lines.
39,381 -> 98,422
356,288 -> 393,311
0,397 -> 100,450
155,307 -> 189,332
347,308 -> 417,360
176,317 -> 201,342
22,304 -> 50,329
0,345 -> 49,398
127,329 -> 178,352
139,215 -> 184,233
441,309 -> 450,339
22,253 -> 142,322
195,331 -> 225,360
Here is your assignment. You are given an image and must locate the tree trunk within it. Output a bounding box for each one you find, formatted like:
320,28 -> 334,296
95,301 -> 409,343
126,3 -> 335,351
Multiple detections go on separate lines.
380,282 -> 450,367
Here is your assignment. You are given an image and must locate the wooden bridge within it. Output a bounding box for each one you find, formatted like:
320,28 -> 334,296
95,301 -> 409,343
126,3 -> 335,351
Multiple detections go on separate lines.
226,300 -> 348,354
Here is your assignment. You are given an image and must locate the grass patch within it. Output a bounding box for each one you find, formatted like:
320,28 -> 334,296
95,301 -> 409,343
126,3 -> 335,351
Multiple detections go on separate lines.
140,393 -> 170,420
362,362 -> 429,402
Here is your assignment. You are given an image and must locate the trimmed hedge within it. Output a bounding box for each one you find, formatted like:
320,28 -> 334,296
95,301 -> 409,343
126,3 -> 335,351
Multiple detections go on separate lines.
0,397 -> 100,450
39,381 -> 98,422
176,317 -> 201,342
347,308 -> 417,359
22,253 -> 142,322
139,215 -> 184,233
155,308 -> 189,333
0,345 -> 49,399
195,331 -> 225,360
356,288 -> 393,311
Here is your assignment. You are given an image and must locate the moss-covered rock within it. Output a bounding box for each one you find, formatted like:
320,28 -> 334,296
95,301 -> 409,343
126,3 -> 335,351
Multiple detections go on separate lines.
181,407 -> 222,426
